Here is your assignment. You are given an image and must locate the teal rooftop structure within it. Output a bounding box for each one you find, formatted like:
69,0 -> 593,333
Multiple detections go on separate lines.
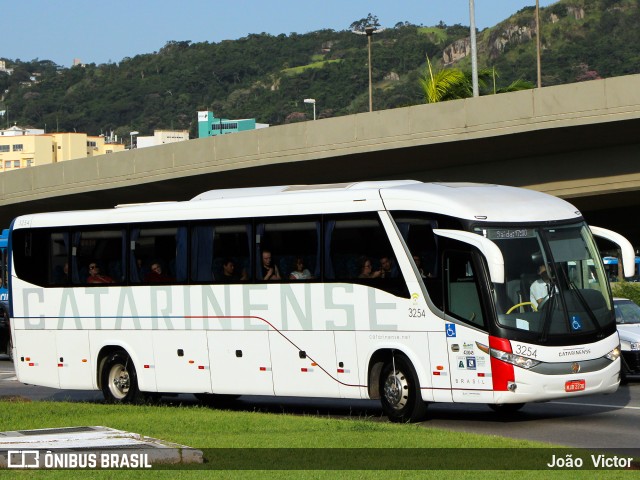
197,111 -> 267,138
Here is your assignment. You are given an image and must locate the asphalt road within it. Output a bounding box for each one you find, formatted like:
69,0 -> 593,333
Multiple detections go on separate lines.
1,356 -> 638,451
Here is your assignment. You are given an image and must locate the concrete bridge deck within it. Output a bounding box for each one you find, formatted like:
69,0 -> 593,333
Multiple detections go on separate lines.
1,74 -> 639,240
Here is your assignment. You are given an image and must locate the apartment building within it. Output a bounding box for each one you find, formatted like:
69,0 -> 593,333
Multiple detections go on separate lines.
0,130 -> 124,172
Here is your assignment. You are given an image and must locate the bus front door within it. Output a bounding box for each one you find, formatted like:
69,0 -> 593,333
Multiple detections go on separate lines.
443,250 -> 493,402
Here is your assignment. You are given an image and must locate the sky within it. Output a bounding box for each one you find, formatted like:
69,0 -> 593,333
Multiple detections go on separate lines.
4,1 -> 558,68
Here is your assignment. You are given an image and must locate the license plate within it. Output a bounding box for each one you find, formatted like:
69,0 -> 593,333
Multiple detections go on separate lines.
565,380 -> 585,392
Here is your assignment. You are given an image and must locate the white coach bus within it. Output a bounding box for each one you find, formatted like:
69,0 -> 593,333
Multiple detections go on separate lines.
8,181 -> 634,422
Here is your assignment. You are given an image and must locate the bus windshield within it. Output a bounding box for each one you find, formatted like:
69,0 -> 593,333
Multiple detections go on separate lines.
480,223 -> 614,341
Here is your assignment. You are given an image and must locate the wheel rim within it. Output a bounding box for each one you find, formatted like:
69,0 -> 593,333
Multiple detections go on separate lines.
383,369 -> 409,410
108,363 -> 130,400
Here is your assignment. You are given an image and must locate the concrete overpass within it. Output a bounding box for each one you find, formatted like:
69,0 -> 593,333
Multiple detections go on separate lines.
2,74 -> 640,243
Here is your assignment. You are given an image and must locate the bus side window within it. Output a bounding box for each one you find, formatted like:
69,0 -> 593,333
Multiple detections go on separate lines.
134,225 -> 181,284
444,250 -> 486,329
12,229 -> 50,287
258,218 -> 319,281
72,229 -> 124,285
325,213 -> 409,298
210,222 -> 251,283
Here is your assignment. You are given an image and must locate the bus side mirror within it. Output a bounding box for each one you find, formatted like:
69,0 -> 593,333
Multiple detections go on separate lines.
590,226 -> 635,278
433,229 -> 504,284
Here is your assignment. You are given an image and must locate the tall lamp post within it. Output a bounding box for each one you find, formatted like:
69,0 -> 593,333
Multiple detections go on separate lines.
353,25 -> 384,112
365,26 -> 375,111
129,131 -> 139,149
303,98 -> 316,120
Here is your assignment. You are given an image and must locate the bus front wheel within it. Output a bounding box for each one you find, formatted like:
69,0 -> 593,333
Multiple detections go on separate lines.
101,351 -> 143,404
379,355 -> 428,423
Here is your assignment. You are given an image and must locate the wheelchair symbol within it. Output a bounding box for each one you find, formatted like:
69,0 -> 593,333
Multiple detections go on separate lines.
571,316 -> 583,331
446,324 -> 456,337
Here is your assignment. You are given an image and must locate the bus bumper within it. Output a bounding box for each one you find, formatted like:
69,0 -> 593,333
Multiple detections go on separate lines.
493,358 -> 620,404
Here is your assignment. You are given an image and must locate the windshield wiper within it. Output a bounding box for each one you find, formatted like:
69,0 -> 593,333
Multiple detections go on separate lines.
561,268 -> 604,338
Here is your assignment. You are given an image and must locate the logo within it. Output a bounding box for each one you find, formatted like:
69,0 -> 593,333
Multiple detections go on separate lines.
466,357 -> 476,370
446,324 -> 456,338
570,315 -> 583,331
571,362 -> 581,374
8,451 -> 40,469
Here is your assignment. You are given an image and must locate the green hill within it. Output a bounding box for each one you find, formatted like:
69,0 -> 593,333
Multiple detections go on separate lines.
0,0 -> 639,139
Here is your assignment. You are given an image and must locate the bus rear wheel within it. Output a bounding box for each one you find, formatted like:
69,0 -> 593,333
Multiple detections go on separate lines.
101,351 -> 144,404
379,355 -> 428,423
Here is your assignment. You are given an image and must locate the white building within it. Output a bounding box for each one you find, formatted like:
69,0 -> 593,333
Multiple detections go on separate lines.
0,125 -> 45,136
136,130 -> 189,149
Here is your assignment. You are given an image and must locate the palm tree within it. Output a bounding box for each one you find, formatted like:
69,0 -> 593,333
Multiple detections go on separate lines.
420,58 -> 533,103
419,57 -> 470,103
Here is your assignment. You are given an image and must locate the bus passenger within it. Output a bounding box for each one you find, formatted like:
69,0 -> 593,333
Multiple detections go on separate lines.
222,258 -> 247,282
144,262 -> 173,283
413,255 -> 427,278
87,262 -> 114,284
53,262 -> 69,284
290,257 -> 313,280
358,256 -> 381,279
379,256 -> 398,279
262,250 -> 281,281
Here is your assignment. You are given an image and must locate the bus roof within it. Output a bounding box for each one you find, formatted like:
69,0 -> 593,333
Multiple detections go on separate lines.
11,181 -> 583,229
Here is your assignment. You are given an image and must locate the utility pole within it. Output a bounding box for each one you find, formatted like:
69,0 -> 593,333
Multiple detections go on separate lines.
469,0 -> 479,97
536,0 -> 542,88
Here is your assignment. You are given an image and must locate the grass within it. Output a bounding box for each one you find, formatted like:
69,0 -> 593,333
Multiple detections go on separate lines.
416,27 -> 447,44
0,400 -> 636,479
281,59 -> 342,76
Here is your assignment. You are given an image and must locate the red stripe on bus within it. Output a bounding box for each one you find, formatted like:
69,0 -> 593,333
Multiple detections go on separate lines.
184,315 -> 367,388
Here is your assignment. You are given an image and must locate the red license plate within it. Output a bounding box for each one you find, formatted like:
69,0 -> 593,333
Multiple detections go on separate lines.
565,380 -> 585,392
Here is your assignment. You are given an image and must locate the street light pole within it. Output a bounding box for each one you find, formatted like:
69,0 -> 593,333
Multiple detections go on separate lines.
365,26 -> 374,112
129,131 -> 139,149
353,25 -> 384,112
469,0 -> 479,97
303,98 -> 316,120
536,0 -> 542,88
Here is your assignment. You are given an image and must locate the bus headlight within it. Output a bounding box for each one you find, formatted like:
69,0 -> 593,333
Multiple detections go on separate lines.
490,348 -> 541,369
630,343 -> 640,351
605,345 -> 621,361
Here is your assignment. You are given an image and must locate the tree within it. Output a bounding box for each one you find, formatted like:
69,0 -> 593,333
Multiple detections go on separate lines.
419,57 -> 471,103
420,58 -> 533,103
350,13 -> 381,32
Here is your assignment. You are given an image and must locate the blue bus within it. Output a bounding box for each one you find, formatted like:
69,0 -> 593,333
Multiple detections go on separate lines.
603,256 -> 640,282
0,229 -> 10,359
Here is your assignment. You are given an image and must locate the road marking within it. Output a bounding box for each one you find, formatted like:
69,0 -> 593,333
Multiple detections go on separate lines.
550,401 -> 640,410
